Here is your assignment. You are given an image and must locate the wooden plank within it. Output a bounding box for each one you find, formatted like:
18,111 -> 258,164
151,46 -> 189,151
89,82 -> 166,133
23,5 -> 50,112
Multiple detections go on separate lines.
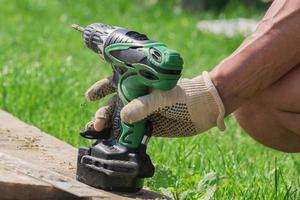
0,184 -> 82,200
0,165 -> 50,186
0,110 -> 169,200
0,166 -> 84,200
0,152 -> 108,199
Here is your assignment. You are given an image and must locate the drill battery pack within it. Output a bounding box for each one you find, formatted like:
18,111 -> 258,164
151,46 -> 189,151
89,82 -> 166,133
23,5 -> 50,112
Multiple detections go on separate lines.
76,141 -> 154,192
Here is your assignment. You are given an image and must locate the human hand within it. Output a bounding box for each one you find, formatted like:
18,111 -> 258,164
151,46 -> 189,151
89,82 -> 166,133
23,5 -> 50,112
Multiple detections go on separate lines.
84,72 -> 226,137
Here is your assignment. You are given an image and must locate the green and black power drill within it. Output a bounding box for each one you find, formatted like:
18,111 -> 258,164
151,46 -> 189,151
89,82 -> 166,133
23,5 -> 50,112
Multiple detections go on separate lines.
73,22 -> 183,192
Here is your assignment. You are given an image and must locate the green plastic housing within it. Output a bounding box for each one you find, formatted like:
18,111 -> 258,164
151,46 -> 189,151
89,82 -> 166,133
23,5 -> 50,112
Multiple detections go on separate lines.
105,42 -> 183,148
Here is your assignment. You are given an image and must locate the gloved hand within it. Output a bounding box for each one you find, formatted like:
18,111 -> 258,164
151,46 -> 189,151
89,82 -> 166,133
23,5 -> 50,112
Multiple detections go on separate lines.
84,76 -> 116,132
84,71 -> 226,137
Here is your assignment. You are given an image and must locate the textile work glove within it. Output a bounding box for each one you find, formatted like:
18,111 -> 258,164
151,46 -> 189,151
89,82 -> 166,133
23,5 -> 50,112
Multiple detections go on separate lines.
84,71 -> 226,137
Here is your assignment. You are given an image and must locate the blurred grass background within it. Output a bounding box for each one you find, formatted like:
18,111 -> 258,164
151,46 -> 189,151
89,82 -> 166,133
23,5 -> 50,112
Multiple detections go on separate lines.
0,0 -> 299,199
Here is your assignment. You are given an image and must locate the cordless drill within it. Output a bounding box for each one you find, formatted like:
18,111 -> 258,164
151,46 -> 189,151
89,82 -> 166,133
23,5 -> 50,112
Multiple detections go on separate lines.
73,23 -> 183,192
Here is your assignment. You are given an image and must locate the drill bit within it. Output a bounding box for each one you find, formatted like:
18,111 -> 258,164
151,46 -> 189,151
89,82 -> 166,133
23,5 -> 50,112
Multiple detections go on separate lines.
72,24 -> 84,33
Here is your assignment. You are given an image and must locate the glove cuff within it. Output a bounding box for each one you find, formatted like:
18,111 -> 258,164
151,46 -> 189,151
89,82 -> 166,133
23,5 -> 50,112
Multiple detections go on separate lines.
202,71 -> 226,130
181,71 -> 226,131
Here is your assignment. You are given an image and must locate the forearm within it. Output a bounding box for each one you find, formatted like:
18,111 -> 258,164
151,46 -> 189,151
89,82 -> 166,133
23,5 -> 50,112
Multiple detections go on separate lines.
210,0 -> 300,115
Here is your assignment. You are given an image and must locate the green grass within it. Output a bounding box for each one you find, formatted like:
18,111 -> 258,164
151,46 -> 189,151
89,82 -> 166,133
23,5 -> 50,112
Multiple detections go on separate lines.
0,0 -> 299,199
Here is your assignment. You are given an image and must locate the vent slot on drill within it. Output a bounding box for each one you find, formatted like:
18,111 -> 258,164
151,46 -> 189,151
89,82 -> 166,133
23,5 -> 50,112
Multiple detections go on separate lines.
149,48 -> 162,63
126,31 -> 149,41
139,70 -> 159,80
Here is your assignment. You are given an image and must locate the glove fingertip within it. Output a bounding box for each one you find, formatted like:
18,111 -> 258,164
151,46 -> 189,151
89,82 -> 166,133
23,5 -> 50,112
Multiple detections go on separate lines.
120,93 -> 157,124
120,106 -> 135,124
120,101 -> 144,124
94,118 -> 106,132
84,91 -> 93,101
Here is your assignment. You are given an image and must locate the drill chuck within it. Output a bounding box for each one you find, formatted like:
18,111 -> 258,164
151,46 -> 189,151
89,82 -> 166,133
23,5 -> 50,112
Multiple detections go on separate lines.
72,23 -> 118,57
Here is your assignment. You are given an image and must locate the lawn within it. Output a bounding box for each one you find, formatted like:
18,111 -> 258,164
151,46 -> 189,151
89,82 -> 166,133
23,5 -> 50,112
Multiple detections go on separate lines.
0,0 -> 299,199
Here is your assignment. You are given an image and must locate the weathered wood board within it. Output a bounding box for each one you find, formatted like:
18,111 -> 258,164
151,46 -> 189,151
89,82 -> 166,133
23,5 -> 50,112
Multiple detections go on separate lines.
0,163 -> 79,200
0,110 -> 169,200
0,152 -> 107,200
0,161 -> 87,200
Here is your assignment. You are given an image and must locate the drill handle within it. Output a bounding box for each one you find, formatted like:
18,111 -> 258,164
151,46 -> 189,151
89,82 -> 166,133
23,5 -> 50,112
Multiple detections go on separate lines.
115,74 -> 151,149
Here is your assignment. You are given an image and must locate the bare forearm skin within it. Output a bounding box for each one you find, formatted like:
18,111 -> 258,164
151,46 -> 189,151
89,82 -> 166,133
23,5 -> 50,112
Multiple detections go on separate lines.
210,0 -> 300,115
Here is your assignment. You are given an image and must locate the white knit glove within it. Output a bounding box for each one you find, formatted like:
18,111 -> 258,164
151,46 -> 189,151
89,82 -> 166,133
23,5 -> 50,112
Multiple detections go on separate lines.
85,72 -> 226,137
